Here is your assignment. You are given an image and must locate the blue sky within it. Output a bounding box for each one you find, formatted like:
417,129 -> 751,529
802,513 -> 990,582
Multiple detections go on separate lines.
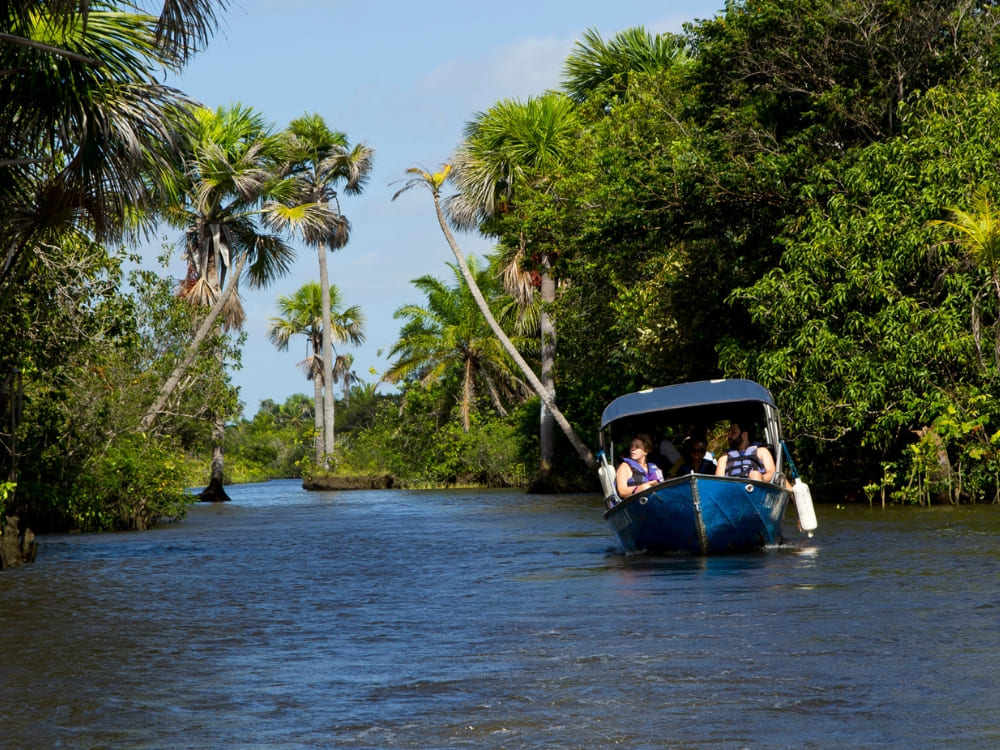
157,0 -> 723,414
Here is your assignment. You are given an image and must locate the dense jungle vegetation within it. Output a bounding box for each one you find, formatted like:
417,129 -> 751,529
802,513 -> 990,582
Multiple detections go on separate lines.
6,0 -> 1000,534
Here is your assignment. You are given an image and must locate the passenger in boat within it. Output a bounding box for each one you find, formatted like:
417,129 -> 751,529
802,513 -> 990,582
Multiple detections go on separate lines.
671,436 -> 717,476
615,433 -> 665,497
715,420 -> 776,482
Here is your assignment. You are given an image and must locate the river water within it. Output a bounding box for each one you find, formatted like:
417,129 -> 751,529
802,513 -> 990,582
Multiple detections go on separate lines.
1,480 -> 998,749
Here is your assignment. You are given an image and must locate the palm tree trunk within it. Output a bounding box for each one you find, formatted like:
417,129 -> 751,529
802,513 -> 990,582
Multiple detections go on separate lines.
141,251 -> 247,432
539,259 -> 557,481
312,369 -> 324,463
199,414 -> 231,502
430,193 -> 595,470
318,242 -> 335,468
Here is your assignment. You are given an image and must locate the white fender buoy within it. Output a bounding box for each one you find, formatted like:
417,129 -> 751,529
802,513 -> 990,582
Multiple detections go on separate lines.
792,477 -> 818,536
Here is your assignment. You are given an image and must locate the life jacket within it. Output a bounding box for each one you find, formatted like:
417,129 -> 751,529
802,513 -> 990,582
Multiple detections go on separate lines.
622,456 -> 663,485
724,444 -> 765,478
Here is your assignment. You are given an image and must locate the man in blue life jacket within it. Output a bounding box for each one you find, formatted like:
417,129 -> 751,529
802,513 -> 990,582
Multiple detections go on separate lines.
715,420 -> 776,482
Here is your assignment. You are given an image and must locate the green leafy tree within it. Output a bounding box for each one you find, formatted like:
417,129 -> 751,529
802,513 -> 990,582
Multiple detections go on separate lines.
930,186 -> 1000,370
1,0 -> 228,295
722,86 -> 1000,494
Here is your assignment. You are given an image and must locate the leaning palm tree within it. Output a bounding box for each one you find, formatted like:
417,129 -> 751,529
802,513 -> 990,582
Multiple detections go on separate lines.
266,281 -> 365,463
392,165 -> 594,468
447,93 -> 580,483
267,114 -> 373,466
385,258 -> 532,431
142,103 -> 296,501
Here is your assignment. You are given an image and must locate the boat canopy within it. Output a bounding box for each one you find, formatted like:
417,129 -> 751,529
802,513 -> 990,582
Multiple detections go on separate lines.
600,379 -> 777,429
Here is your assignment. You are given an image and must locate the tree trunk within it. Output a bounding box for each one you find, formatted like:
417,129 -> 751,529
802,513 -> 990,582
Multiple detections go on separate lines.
538,258 -> 557,483
318,243 -> 335,468
312,368 -> 324,463
199,415 -> 231,502
141,252 -> 247,432
431,193 -> 594,470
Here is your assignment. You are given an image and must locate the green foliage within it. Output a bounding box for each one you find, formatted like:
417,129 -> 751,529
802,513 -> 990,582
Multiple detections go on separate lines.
723,86 -> 1000,491
4,243 -> 229,531
70,434 -> 193,531
315,383 -> 531,488
224,393 -> 316,480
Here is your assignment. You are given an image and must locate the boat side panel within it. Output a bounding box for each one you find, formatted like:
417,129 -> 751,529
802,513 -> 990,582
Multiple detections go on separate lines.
605,475 -> 789,554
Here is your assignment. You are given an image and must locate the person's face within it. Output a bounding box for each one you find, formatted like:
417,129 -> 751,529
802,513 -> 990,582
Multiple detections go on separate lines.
727,423 -> 743,449
689,444 -> 707,463
629,440 -> 648,461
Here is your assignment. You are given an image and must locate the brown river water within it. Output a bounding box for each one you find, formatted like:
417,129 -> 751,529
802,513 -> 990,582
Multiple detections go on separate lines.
1,479 -> 998,748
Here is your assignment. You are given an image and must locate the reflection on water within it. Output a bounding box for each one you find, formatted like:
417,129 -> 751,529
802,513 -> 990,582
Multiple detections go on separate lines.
1,480 -> 999,748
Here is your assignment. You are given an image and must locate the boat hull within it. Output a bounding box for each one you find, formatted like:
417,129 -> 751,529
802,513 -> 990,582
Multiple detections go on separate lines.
604,474 -> 790,555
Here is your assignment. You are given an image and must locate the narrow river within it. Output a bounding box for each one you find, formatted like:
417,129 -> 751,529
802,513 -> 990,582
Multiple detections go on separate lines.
1,480 -> 997,748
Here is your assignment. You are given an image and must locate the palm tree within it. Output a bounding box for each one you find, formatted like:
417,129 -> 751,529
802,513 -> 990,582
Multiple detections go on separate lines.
267,114 -> 373,466
333,353 -> 359,404
385,258 -> 531,431
1,0 -> 231,490
266,281 -> 365,463
930,186 -> 1000,369
561,26 -> 688,107
446,93 -> 580,482
142,103 -> 296,501
1,0 -> 229,294
392,165 -> 595,468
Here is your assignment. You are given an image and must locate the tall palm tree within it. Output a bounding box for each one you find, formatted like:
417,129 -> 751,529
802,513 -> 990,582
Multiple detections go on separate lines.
142,103 -> 296,501
267,114 -> 373,466
392,165 -> 594,468
446,93 -> 580,482
266,281 -> 365,463
384,258 -> 531,431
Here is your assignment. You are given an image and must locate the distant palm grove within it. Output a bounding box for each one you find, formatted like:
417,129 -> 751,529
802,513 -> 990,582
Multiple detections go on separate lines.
5,0 -> 1000,535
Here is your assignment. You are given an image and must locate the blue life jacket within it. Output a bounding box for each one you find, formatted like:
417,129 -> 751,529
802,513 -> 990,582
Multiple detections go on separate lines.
622,456 -> 663,485
724,445 -> 765,478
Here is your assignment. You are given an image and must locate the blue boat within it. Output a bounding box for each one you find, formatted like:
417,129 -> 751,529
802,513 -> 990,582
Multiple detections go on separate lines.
597,379 -> 817,555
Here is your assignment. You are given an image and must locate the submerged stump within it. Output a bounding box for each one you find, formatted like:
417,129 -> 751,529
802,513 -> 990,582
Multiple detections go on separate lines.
199,477 -> 232,503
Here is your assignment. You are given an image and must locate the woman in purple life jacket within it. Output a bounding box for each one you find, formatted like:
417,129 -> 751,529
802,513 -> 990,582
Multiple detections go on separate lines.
615,433 -> 665,498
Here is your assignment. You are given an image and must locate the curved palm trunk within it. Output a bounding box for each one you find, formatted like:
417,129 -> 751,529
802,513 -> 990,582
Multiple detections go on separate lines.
318,242 -> 335,467
141,252 -> 248,432
430,193 -> 594,470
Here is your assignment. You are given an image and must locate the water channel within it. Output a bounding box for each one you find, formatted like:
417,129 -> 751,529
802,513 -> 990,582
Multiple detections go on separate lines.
1,479 -> 998,748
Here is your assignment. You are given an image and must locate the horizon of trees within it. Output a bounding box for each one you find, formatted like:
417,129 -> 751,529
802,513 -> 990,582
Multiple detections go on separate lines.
7,0 -> 1000,536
